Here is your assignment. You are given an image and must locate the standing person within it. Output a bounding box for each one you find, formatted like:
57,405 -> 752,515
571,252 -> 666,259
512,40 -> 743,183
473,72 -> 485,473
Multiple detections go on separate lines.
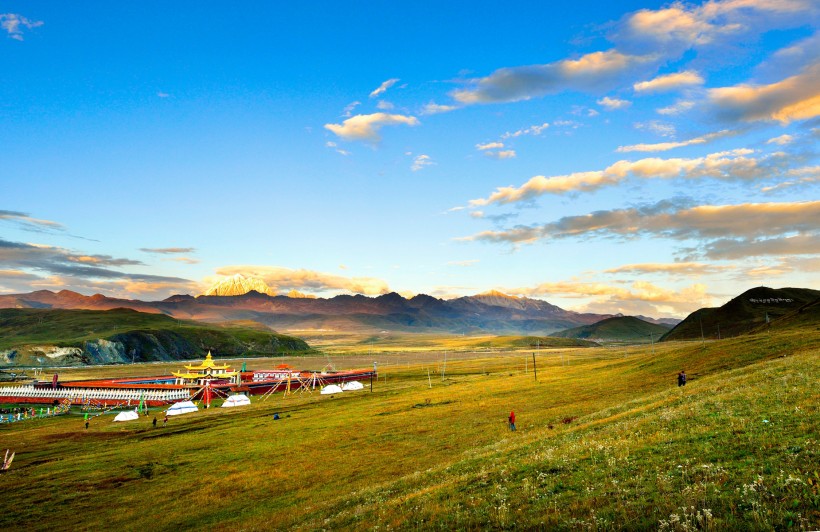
678,370 -> 687,387
508,411 -> 516,431
163,415 -> 168,428
152,416 -> 157,428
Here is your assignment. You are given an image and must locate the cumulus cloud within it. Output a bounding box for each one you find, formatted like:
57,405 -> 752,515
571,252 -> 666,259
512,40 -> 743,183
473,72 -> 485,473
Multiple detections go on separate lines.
1,13 -> 43,41
212,265 -> 390,296
616,129 -> 734,152
376,100 -> 394,110
411,154 -> 435,171
597,96 -> 631,110
324,113 -> 420,142
369,78 -> 400,98
461,199 -> 820,245
708,62 -> 820,123
615,0 -> 817,57
469,148 -> 778,206
633,71 -> 704,93
451,50 -> 658,104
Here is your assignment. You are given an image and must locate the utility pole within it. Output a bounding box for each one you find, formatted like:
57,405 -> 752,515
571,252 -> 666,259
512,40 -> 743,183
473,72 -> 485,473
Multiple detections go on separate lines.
532,352 -> 537,382
442,350 -> 447,381
649,332 -> 655,355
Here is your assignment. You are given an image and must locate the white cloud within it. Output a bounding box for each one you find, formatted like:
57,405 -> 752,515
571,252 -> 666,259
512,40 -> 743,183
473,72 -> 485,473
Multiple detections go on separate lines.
766,134 -> 794,145
369,78 -> 400,98
462,199 -> 820,246
476,142 -> 504,151
411,154 -> 434,171
657,100 -> 695,115
597,96 -> 631,110
452,50 -> 658,104
635,120 -> 676,137
421,102 -> 459,115
708,62 -> 820,123
324,113 -> 420,142
634,71 -> 704,93
484,150 -> 517,159
617,129 -> 734,152
501,123 -> 550,139
469,148 -> 781,205
342,101 -> 361,117
376,100 -> 394,110
213,265 -> 390,296
0,13 -> 43,41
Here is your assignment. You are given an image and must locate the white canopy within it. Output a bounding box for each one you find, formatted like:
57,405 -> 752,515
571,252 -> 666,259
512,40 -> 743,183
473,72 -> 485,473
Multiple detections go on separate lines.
221,394 -> 251,408
113,410 -> 139,422
166,400 -> 198,416
320,384 -> 343,395
341,381 -> 364,391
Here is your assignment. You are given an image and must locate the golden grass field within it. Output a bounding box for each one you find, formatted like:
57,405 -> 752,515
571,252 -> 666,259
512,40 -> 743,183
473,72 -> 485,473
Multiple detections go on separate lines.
0,329 -> 817,530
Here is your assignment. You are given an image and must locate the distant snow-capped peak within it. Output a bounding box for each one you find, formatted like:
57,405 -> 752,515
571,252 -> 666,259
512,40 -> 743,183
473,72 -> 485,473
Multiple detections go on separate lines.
204,274 -> 275,296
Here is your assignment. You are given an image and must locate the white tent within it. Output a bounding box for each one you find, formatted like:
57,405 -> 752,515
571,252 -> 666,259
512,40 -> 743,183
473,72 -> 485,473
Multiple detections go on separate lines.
221,394 -> 251,408
320,384 -> 343,395
113,410 -> 139,422
341,381 -> 364,391
166,400 -> 198,416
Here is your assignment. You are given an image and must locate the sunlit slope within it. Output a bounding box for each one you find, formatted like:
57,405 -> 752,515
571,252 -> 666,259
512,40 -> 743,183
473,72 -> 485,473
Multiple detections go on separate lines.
661,286 -> 820,341
0,308 -> 312,365
0,329 -> 816,530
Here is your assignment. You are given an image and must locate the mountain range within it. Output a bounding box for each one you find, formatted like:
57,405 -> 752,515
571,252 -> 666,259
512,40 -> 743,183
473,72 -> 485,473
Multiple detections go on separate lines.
0,288 -> 678,336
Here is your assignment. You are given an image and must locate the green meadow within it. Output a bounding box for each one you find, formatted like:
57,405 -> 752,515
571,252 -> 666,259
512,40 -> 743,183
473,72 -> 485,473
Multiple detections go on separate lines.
0,329 -> 817,530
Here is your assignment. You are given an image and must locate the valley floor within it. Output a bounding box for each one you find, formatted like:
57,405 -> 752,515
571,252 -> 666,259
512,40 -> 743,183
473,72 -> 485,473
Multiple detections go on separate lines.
0,330 -> 817,530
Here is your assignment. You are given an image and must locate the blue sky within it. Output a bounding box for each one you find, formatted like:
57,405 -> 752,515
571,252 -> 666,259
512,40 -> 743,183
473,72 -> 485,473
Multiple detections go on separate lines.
2,1 -> 819,318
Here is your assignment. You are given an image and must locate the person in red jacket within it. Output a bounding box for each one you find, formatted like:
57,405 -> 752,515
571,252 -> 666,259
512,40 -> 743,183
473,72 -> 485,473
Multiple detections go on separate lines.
508,411 -> 516,431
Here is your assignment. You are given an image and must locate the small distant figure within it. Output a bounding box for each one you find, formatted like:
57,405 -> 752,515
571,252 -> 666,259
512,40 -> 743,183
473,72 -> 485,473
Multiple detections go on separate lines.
273,413 -> 280,420
508,411 -> 516,431
163,415 -> 168,428
85,420 -> 89,430
152,416 -> 157,428
678,370 -> 687,387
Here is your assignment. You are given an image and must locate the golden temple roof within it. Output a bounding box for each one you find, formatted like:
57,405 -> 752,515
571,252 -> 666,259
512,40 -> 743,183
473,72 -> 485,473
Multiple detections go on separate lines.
183,352 -> 231,371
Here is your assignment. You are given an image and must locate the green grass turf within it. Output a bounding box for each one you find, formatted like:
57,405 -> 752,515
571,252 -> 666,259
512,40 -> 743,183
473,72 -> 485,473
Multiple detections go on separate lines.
0,328 -> 817,530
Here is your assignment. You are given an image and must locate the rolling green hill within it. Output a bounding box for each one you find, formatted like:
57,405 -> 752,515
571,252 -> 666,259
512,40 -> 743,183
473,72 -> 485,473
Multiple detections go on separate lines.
0,308 -> 313,366
551,315 -> 670,342
661,286 -> 820,341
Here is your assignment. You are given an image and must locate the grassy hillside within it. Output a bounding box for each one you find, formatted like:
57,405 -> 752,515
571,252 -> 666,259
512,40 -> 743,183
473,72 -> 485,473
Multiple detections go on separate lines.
0,328 -> 817,529
551,315 -> 670,342
662,286 -> 820,341
0,308 -> 313,366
